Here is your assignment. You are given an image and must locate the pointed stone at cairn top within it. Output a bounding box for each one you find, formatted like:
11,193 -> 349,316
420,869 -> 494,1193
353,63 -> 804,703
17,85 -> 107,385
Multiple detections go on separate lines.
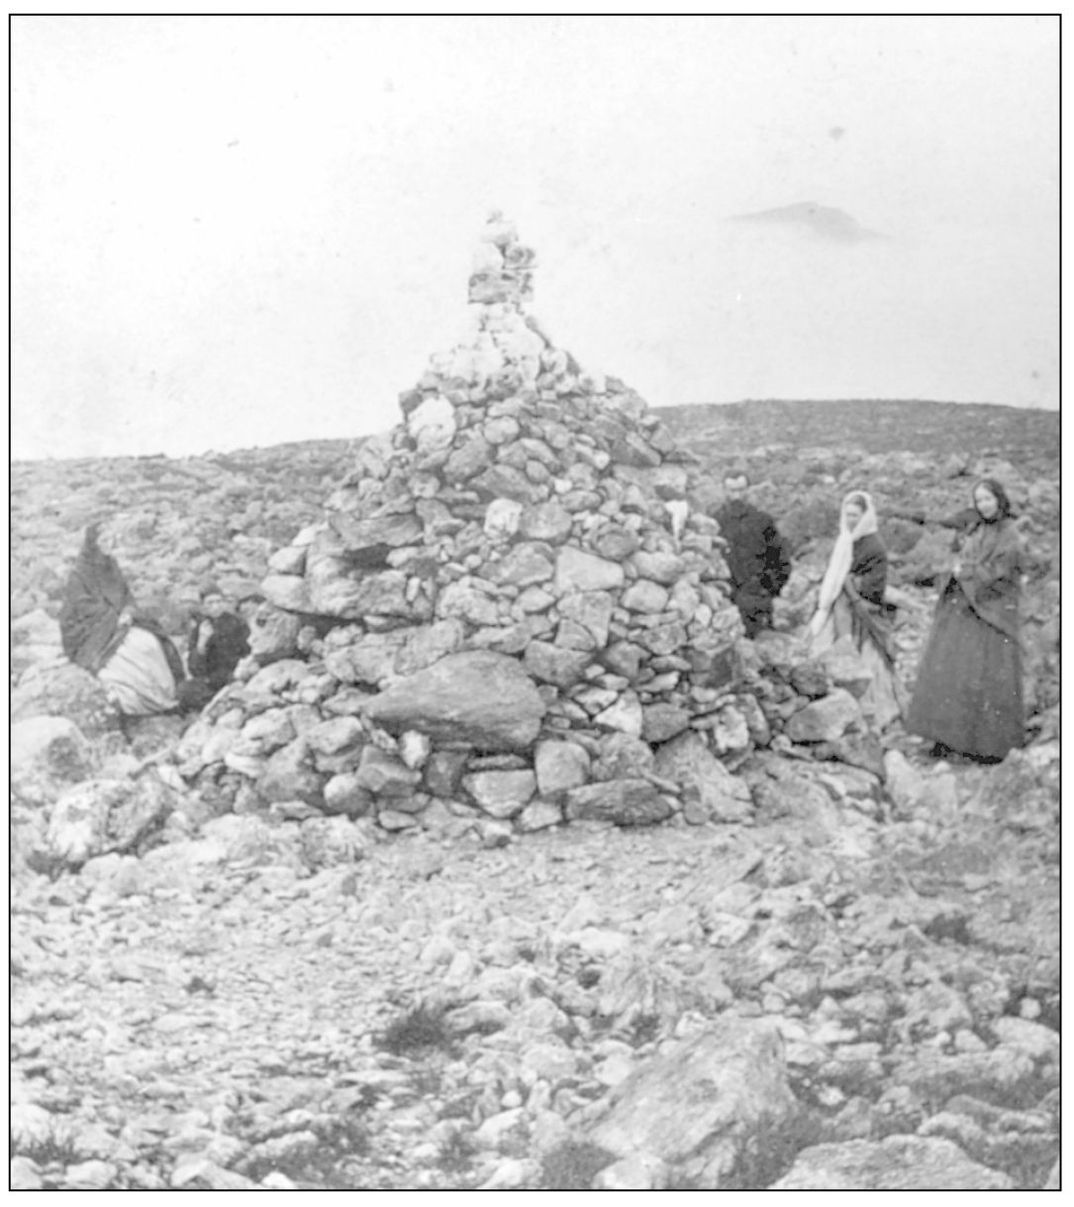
468,210 -> 537,306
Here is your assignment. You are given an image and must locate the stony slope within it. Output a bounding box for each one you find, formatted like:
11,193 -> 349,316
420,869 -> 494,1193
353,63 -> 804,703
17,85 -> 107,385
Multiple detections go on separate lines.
10,392 -> 1060,1190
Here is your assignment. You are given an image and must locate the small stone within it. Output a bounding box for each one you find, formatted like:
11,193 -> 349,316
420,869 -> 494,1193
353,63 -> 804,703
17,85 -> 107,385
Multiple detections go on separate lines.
9,1156 -> 43,1190
790,659 -> 831,699
992,1016 -> 1060,1062
594,693 -> 644,737
473,1108 -> 526,1150
378,809 -> 419,831
534,740 -> 591,794
523,641 -> 591,689
641,704 -> 691,744
63,1160 -> 118,1190
354,746 -> 422,797
463,770 -> 537,818
621,579 -> 670,613
785,689 -> 861,743
517,799 -> 564,831
399,730 -> 432,770
555,546 -> 625,594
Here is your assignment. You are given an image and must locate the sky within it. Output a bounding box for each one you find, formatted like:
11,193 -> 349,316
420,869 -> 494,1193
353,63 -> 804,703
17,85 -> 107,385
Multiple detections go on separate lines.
11,15 -> 1059,462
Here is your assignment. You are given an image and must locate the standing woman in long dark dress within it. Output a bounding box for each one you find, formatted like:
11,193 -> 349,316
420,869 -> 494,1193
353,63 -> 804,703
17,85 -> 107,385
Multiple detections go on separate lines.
907,479 -> 1024,762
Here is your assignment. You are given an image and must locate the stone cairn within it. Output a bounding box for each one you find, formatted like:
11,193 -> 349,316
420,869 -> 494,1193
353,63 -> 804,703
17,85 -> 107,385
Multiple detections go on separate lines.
176,214 -> 766,835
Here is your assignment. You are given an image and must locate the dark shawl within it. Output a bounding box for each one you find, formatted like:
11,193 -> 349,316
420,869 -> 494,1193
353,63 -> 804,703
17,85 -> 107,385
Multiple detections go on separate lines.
59,526 -> 134,673
58,524 -> 186,684
714,499 -> 791,598
849,532 -> 888,606
950,516 -> 1022,639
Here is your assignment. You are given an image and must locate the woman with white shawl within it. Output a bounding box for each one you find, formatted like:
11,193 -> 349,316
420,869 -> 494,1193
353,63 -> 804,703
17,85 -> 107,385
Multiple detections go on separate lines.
806,491 -> 905,730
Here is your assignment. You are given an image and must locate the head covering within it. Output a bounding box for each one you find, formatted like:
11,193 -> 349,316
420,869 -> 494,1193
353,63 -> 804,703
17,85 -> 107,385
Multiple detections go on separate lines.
664,498 -> 689,547
808,491 -> 879,638
972,478 -> 1014,523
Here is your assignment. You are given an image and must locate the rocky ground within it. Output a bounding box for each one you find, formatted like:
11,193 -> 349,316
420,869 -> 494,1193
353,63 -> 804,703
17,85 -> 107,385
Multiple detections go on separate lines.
9,398 -> 1060,1191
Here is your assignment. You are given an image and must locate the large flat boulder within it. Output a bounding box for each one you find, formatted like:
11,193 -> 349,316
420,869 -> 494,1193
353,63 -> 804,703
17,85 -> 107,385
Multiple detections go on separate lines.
11,716 -> 95,807
771,1136 -> 1014,1189
12,662 -> 119,738
361,650 -> 546,752
47,775 -> 176,866
586,1018 -> 795,1186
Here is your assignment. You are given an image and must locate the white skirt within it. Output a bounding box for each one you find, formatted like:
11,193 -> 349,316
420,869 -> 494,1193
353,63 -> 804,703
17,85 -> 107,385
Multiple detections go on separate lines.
99,626 -> 179,716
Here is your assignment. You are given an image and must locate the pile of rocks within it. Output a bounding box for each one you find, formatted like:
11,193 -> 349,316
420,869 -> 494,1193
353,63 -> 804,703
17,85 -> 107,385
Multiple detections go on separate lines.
175,216 -> 770,835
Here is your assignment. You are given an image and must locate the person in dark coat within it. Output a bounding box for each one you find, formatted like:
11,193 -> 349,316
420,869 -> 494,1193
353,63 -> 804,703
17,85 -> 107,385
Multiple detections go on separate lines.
713,469 -> 791,637
907,478 -> 1025,762
186,583 -> 250,699
59,523 -> 185,715
807,491 -> 905,730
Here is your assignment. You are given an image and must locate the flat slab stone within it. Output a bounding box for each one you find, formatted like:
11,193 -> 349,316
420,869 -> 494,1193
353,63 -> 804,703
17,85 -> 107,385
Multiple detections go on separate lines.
555,546 -> 625,594
362,650 -> 546,753
564,778 -> 673,826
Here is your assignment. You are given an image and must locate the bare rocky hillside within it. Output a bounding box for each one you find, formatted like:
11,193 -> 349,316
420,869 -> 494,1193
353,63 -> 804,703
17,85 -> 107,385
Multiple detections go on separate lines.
10,392 -> 1060,1191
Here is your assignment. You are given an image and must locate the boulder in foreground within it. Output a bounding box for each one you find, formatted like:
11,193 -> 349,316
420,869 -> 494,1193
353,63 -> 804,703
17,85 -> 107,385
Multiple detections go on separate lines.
585,1017 -> 795,1184
770,1135 -> 1015,1189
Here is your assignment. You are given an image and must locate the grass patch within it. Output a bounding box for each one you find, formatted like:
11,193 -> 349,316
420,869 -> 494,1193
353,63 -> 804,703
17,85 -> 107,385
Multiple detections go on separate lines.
377,1002 -> 455,1057
438,1130 -> 478,1178
626,1012 -> 661,1048
538,1140 -> 618,1189
241,1115 -> 373,1190
13,1128 -> 83,1168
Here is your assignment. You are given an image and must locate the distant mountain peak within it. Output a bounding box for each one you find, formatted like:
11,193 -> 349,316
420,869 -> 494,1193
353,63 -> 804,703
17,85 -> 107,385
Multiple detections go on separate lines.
728,201 -> 885,243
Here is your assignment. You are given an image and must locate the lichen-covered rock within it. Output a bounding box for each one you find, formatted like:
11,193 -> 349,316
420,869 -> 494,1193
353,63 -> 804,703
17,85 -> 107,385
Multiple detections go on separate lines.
46,775 -> 175,866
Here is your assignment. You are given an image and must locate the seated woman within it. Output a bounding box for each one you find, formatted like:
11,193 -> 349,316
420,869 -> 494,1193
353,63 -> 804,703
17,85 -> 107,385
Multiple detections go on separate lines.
806,491 -> 905,730
906,478 -> 1024,762
59,523 -> 185,716
181,583 -> 251,709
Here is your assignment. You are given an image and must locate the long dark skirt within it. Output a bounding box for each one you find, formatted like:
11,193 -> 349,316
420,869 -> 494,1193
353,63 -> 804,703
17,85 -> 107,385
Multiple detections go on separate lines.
907,581 -> 1024,759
